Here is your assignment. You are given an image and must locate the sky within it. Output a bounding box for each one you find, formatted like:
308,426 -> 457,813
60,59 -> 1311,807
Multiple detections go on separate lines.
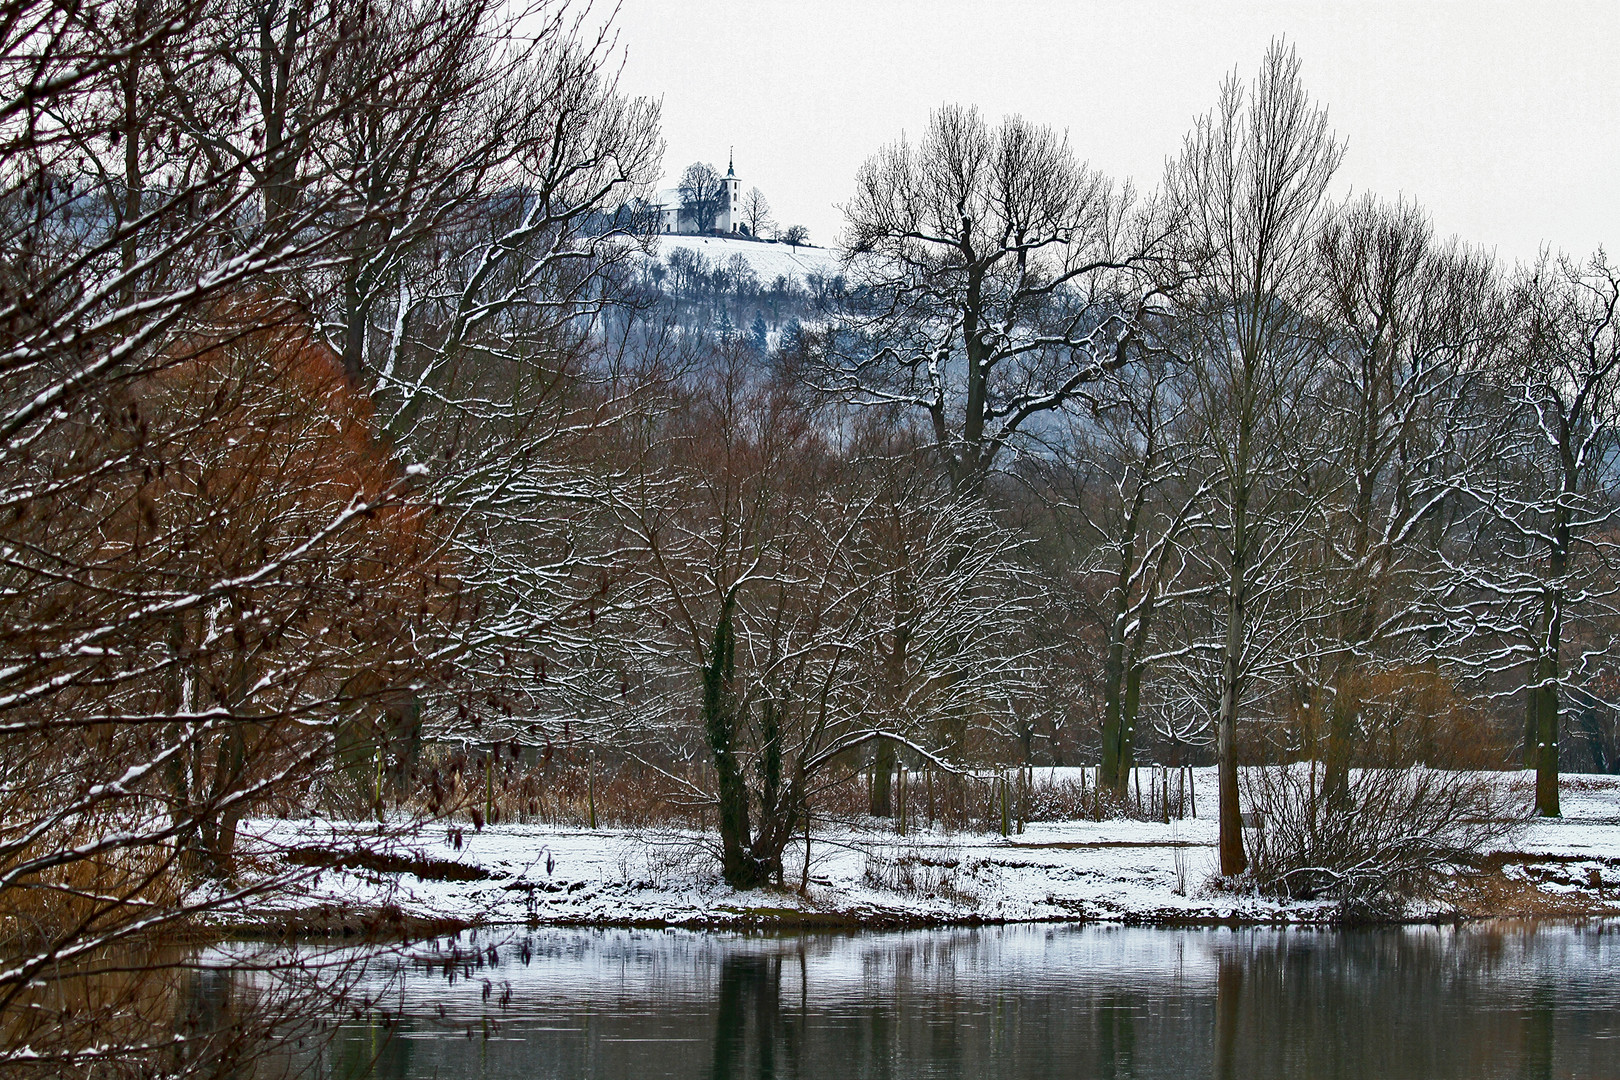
600,1 -> 1617,268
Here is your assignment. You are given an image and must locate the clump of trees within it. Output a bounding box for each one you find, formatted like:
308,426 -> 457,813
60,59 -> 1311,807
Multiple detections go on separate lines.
817,42 -> 1619,894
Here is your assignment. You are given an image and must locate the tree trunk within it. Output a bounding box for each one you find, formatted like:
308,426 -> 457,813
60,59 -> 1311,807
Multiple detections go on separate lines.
869,739 -> 895,817
1214,955 -> 1244,1080
1534,507 -> 1569,817
1524,678 -> 1539,769
1217,693 -> 1246,875
1123,663 -> 1142,774
119,48 -> 143,300
704,593 -> 763,887
1100,636 -> 1129,796
870,623 -> 909,817
1216,512 -> 1249,876
1534,590 -> 1562,817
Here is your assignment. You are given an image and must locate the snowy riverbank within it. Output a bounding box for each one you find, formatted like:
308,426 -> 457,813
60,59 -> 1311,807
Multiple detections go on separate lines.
225,769 -> 1620,933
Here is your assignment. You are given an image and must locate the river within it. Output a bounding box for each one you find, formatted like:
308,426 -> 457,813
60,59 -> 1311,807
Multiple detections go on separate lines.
289,921 -> 1620,1079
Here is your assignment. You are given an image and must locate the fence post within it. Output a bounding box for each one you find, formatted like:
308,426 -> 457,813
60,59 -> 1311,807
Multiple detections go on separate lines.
587,750 -> 597,830
898,768 -> 907,837
991,773 -> 1004,841
927,766 -> 935,828
1015,766 -> 1025,835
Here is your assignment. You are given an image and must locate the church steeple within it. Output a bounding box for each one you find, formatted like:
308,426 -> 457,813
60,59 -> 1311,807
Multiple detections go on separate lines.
721,149 -> 740,233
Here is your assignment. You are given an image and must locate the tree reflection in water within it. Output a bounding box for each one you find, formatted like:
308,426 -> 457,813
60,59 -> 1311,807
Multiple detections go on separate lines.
709,953 -> 780,1080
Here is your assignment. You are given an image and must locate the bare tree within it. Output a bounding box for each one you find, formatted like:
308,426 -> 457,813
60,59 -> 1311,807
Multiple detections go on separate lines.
845,429 -> 1035,815
615,344 -> 1030,883
834,103 -> 1171,495
0,303 -> 445,1075
741,185 -> 773,238
1165,41 -> 1345,875
1308,196 -> 1507,800
780,223 -> 808,248
1032,352 -> 1211,795
678,161 -> 725,233
1459,253 -> 1620,816
613,343 -> 860,886
291,0 -> 663,746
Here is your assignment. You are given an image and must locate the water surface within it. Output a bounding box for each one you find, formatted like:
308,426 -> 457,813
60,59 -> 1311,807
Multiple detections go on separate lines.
307,922 -> 1620,1079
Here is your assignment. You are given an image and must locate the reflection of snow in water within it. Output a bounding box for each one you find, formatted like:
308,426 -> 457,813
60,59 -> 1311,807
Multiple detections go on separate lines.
339,922 -> 1620,1012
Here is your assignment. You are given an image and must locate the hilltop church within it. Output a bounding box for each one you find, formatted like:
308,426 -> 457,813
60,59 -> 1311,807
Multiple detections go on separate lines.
656,153 -> 745,235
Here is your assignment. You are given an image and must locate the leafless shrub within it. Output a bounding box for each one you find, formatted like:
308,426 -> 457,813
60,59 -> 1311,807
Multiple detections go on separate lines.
860,841 -> 979,907
634,830 -> 719,887
1025,768 -> 1199,823
1238,765 -> 1529,919
1024,775 -> 1112,821
403,746 -> 710,830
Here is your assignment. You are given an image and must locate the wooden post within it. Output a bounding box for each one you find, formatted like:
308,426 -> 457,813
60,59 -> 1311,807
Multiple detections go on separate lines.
1017,766 -> 1027,834
898,769 -> 907,837
587,751 -> 597,830
1000,773 -> 1010,838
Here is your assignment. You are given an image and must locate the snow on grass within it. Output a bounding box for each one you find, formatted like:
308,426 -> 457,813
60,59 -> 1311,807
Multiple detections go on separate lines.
647,233 -> 843,284
218,768 -> 1620,932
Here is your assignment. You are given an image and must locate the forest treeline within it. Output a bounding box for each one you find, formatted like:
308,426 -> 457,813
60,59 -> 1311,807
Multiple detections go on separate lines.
0,0 -> 1616,1073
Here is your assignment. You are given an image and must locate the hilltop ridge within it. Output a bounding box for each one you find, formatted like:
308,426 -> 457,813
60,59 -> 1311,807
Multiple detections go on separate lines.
648,232 -> 843,285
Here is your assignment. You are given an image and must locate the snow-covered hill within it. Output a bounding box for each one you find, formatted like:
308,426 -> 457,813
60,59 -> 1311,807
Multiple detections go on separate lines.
648,233 -> 843,284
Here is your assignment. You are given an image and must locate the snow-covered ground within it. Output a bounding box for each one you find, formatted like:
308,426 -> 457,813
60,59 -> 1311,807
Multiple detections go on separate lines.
646,233 -> 843,284
228,769 -> 1620,932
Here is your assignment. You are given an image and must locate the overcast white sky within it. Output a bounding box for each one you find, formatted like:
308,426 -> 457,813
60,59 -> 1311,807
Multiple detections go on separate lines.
602,1 -> 1616,268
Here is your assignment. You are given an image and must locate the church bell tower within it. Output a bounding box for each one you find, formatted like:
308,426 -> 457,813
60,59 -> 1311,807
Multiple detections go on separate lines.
724,148 -> 740,233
